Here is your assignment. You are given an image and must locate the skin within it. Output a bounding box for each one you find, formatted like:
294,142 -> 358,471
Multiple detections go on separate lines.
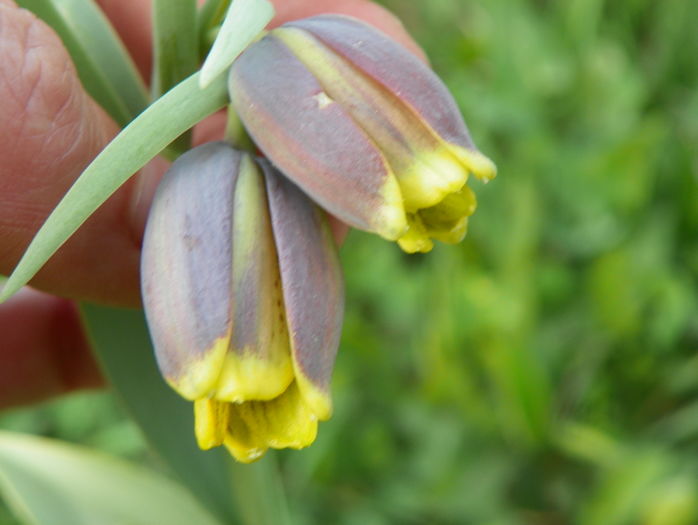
0,0 -> 423,408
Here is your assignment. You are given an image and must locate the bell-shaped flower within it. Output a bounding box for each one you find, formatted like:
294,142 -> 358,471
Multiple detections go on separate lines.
141,142 -> 344,462
229,14 -> 496,253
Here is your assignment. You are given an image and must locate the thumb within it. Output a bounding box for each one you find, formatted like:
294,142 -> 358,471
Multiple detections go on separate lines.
0,1 -> 145,306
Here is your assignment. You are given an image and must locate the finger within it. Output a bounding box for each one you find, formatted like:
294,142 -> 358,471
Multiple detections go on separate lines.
269,0 -> 426,60
0,3 -> 146,306
0,287 -> 102,409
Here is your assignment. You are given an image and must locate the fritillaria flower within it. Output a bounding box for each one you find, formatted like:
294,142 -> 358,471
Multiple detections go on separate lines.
141,142 -> 343,462
229,14 -> 496,253
140,12 -> 496,463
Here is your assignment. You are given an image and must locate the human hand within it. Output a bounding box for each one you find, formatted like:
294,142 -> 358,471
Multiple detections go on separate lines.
0,0 -> 423,408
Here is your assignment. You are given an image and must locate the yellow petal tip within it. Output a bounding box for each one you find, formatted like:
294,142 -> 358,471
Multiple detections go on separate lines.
374,173 -> 408,241
397,214 -> 434,253
167,337 -> 230,401
194,399 -> 229,450
452,146 -> 497,182
295,373 -> 333,421
215,351 -> 294,403
223,438 -> 268,463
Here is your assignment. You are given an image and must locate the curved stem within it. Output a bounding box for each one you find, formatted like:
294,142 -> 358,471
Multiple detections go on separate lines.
225,104 -> 257,152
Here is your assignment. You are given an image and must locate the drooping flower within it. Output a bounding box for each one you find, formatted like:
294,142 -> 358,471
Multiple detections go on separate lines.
141,142 -> 344,462
229,14 -> 496,253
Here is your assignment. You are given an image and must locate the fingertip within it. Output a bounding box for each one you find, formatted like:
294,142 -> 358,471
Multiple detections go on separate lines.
0,288 -> 102,410
269,0 -> 426,61
0,1 -> 150,306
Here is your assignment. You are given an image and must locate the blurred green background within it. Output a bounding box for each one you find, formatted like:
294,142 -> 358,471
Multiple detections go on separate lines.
2,0 -> 697,523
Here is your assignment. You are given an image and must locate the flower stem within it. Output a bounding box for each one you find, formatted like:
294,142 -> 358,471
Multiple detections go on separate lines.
230,455 -> 292,525
225,104 -> 256,152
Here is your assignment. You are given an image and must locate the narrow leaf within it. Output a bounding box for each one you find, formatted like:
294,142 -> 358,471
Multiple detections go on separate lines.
0,431 -> 221,525
0,72 -> 228,303
151,0 -> 199,152
79,304 -> 238,523
199,0 -> 275,88
152,0 -> 199,97
197,0 -> 233,59
17,0 -> 149,126
80,303 -> 291,525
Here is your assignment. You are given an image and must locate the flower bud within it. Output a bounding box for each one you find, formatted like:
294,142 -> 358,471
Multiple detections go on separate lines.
141,142 -> 344,462
229,15 -> 496,253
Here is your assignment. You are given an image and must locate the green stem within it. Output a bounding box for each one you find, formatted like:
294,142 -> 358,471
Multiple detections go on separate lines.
225,104 -> 256,152
232,455 -> 292,525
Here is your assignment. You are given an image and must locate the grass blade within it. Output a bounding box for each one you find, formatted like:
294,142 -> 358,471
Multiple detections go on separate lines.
0,72 -> 228,303
151,0 -> 199,152
152,0 -> 199,97
18,0 -> 149,126
80,303 -> 292,525
79,304 -> 238,523
197,0 -> 233,60
0,431 -> 221,525
199,0 -> 275,88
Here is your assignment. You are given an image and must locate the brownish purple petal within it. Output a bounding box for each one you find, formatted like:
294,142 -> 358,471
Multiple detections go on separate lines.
286,15 -> 478,153
229,35 -> 406,240
261,161 -> 344,419
141,142 -> 241,399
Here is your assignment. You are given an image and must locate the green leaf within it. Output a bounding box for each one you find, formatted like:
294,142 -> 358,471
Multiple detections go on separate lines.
152,0 -> 199,97
199,0 -> 275,88
0,72 -> 228,304
79,304 -> 237,523
151,0 -> 199,152
17,0 -> 149,127
580,450 -> 670,525
197,0 -> 233,59
0,431 -> 221,525
80,303 -> 292,525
